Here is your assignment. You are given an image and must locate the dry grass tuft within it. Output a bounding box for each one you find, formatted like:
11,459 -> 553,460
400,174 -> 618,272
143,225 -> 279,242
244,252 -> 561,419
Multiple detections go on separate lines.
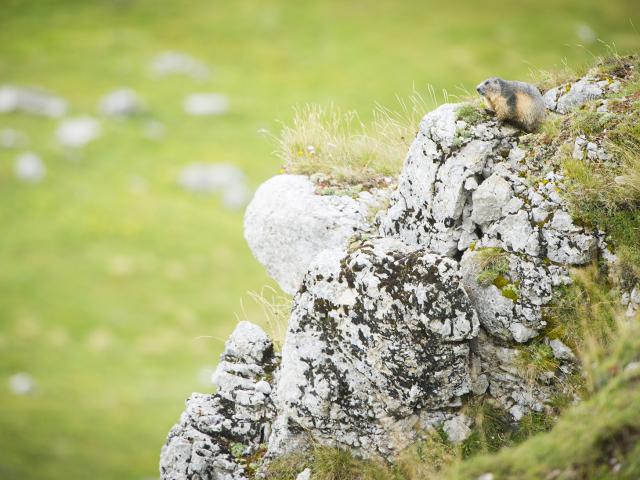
276,91 -> 431,185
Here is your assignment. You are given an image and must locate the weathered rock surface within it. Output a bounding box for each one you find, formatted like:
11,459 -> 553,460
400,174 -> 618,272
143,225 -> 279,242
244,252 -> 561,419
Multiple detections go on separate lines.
268,237 -> 478,457
244,174 -> 383,295
380,102 -> 597,265
460,250 -> 570,343
160,322 -> 276,480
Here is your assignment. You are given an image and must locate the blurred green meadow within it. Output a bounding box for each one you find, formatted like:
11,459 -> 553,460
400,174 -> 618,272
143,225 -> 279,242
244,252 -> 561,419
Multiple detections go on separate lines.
0,0 -> 638,478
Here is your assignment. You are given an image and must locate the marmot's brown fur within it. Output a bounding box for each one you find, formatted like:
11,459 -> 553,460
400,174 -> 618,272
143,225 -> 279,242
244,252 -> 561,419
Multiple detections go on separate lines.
476,77 -> 546,132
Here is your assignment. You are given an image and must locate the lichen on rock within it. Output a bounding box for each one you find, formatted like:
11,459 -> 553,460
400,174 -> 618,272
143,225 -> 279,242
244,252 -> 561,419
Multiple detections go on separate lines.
268,236 -> 478,458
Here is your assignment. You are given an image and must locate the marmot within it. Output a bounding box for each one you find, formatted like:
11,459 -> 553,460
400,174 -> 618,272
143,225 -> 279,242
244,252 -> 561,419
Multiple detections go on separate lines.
476,77 -> 546,132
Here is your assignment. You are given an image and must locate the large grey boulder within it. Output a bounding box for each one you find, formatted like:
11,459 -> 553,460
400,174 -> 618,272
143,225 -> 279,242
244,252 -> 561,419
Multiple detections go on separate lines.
160,322 -> 277,480
268,237 -> 479,458
244,174 -> 382,295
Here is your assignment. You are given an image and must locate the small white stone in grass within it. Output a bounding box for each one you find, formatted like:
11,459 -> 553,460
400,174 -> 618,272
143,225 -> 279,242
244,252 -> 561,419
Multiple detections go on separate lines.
99,88 -> 142,117
296,468 -> 311,480
549,338 -> 575,361
150,51 -> 210,79
56,116 -> 101,148
477,474 -> 494,480
9,372 -> 36,395
14,152 -> 45,183
183,93 -> 229,116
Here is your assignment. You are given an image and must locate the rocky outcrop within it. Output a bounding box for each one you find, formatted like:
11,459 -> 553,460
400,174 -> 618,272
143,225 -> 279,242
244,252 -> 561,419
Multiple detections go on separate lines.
161,69 -> 624,477
268,237 -> 478,457
379,103 -> 597,265
160,322 -> 277,480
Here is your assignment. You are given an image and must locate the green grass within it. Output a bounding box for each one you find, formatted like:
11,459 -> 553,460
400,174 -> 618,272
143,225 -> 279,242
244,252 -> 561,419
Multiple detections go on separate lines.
0,1 -> 639,479
447,321 -> 640,480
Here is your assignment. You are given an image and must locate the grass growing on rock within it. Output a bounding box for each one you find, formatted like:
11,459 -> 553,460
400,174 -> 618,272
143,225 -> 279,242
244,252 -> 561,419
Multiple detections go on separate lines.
277,93 -> 429,185
475,248 -> 510,286
446,319 -> 640,480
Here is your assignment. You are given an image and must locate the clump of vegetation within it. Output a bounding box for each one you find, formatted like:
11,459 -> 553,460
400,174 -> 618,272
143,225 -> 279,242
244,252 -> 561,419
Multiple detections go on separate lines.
515,342 -> 560,382
456,100 -> 489,125
246,286 -> 292,350
543,266 -> 622,392
446,319 -> 640,480
475,248 -> 510,286
277,91 -> 430,185
266,444 -> 391,480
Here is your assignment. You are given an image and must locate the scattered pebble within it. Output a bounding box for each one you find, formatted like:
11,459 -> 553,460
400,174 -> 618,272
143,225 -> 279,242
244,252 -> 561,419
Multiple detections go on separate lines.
183,93 -> 229,116
142,120 -> 166,140
296,468 -> 311,480
14,152 -> 45,183
150,51 -> 209,79
0,85 -> 68,117
0,128 -> 27,149
99,88 -> 142,117
178,163 -> 250,209
576,23 -> 596,44
56,116 -> 101,148
9,372 -> 36,395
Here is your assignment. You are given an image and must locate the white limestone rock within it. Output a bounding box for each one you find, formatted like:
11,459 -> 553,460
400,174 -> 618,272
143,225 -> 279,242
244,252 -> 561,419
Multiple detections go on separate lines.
460,249 -> 570,343
443,415 -> 472,443
268,237 -> 479,458
296,468 -> 312,480
380,102 -> 502,256
160,322 -> 277,480
244,174 -> 375,295
471,174 -> 513,225
549,339 -> 575,361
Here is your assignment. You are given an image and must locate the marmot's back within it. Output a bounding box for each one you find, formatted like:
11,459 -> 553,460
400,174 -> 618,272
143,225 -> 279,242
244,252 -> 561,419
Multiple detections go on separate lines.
476,77 -> 546,132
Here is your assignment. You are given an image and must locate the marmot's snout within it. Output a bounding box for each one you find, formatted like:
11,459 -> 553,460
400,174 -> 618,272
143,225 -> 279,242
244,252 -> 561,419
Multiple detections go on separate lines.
476,83 -> 485,95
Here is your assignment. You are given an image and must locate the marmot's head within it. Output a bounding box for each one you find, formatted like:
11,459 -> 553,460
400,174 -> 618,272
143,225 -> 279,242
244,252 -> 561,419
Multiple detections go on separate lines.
476,77 -> 504,97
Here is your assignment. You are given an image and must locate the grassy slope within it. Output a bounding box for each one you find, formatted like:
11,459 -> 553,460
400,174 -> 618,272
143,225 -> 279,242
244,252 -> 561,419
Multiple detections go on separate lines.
0,1 -> 638,479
